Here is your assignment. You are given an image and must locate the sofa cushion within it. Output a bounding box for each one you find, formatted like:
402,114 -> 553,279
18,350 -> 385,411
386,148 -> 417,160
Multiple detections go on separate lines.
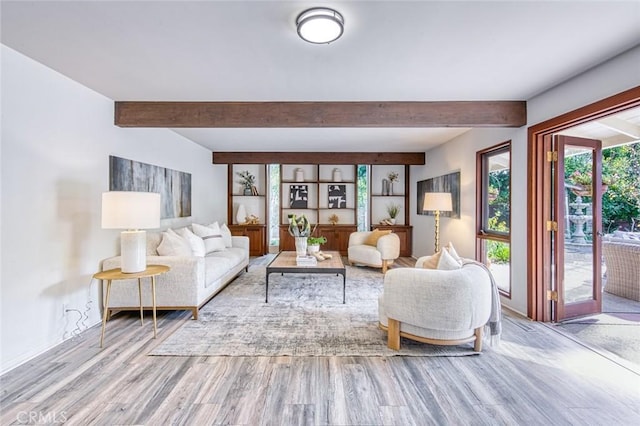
203,256 -> 234,287
176,227 -> 206,257
146,232 -> 162,255
192,223 -> 226,254
157,230 -> 192,256
365,229 -> 392,246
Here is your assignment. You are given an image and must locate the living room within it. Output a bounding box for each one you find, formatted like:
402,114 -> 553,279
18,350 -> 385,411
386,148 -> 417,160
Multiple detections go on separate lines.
2,1 -> 640,424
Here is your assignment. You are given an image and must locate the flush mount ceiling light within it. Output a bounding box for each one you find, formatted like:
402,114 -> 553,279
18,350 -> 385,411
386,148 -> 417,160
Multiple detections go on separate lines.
296,7 -> 344,44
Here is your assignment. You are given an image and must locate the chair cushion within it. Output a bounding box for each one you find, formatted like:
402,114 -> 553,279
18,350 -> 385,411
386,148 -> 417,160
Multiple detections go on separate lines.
365,229 -> 392,246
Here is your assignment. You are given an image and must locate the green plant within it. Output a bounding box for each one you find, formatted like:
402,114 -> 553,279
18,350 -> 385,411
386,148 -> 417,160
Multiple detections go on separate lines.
487,241 -> 510,263
236,170 -> 255,189
386,203 -> 401,218
307,236 -> 327,246
287,214 -> 311,237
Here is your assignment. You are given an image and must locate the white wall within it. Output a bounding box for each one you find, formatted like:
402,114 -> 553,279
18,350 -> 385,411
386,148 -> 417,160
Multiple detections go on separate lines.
0,45 -> 227,374
412,45 -> 640,315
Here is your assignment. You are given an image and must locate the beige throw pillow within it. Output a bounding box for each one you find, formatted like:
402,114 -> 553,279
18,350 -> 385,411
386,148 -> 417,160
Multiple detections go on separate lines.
365,229 -> 392,246
421,252 -> 441,269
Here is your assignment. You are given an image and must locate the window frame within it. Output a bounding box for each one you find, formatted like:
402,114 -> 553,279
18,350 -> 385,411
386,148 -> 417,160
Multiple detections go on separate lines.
476,141 -> 512,297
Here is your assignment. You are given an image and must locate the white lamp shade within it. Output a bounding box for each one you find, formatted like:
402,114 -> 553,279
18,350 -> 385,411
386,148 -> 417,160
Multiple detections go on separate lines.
423,192 -> 453,212
102,191 -> 161,230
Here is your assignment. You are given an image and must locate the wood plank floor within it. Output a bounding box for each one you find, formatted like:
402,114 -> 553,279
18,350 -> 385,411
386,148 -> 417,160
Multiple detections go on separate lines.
1,257 -> 639,425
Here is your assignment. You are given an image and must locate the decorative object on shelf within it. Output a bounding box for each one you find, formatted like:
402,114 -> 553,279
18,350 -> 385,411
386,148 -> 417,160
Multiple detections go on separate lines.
289,185 -> 309,208
296,7 -> 344,44
101,191 -> 161,273
417,171 -> 461,218
295,168 -> 305,182
328,184 -> 347,208
236,170 -> 257,196
422,192 -> 453,253
386,203 -> 401,225
307,236 -> 327,255
244,215 -> 260,225
382,178 -> 390,196
332,168 -> 342,182
388,171 -> 399,196
236,204 -> 247,225
328,214 -> 339,225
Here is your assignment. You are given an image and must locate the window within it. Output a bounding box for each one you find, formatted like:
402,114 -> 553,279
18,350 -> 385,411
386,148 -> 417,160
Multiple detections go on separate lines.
477,142 -> 511,296
268,164 -> 280,246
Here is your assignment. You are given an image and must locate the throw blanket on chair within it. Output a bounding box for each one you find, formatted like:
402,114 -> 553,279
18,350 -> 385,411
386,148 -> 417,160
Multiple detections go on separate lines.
462,260 -> 502,346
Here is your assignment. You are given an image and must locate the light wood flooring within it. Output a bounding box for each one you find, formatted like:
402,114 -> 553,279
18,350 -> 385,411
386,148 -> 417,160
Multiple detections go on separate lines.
1,257 -> 639,425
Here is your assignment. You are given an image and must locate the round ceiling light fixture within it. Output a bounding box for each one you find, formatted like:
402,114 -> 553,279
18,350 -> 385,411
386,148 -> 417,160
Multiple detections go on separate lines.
296,7 -> 344,44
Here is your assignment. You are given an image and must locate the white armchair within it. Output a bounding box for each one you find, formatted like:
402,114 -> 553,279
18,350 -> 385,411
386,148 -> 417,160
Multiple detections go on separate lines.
378,259 -> 494,352
347,230 -> 400,273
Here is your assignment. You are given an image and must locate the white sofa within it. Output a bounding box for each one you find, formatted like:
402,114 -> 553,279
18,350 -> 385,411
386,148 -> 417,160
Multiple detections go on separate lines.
378,256 -> 494,352
101,229 -> 249,320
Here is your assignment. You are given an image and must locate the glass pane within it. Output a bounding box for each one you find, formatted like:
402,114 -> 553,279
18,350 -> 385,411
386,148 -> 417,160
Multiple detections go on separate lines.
486,151 -> 510,233
357,165 -> 368,231
481,239 -> 511,294
563,145 -> 596,303
268,164 -> 280,246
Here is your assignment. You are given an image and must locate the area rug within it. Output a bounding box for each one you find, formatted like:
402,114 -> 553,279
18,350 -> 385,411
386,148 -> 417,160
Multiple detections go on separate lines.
150,263 -> 479,357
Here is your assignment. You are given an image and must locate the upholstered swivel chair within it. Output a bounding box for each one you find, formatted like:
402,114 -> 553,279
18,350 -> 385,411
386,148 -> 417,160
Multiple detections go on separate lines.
347,230 -> 400,274
378,255 -> 494,352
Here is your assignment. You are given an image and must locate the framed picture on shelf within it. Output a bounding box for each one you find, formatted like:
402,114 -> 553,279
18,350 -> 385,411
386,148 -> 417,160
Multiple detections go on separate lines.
289,185 -> 308,208
328,184 -> 347,209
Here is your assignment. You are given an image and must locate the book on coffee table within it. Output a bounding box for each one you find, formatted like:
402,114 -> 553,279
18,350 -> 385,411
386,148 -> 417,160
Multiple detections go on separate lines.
296,255 -> 318,266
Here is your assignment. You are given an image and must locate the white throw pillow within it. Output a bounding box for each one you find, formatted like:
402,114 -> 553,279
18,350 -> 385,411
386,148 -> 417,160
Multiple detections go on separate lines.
444,241 -> 462,263
175,227 -> 206,257
192,223 -> 226,254
220,223 -> 233,248
157,230 -> 193,256
437,247 -> 462,270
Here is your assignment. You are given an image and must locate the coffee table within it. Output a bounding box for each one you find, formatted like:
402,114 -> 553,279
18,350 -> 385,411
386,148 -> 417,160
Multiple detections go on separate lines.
265,251 -> 346,303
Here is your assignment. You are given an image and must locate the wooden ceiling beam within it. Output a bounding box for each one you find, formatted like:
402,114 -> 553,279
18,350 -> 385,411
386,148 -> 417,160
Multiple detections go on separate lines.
211,152 -> 425,165
115,101 -> 526,128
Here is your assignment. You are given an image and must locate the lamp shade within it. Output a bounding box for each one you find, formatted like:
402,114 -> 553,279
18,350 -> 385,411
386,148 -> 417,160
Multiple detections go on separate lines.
102,191 -> 161,229
423,192 -> 453,212
296,7 -> 344,44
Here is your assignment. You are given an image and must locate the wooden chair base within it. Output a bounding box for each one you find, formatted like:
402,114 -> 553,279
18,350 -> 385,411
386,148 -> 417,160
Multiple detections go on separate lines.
380,319 -> 483,352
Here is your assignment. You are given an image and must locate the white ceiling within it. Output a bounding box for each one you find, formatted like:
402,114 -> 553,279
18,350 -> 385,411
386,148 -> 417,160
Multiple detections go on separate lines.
2,0 -> 639,152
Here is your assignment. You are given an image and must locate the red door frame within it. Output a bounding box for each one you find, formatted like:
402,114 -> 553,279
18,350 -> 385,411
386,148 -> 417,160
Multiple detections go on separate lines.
527,86 -> 640,321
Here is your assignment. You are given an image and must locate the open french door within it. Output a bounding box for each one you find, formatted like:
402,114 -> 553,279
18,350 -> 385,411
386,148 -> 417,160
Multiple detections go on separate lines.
551,135 -> 603,321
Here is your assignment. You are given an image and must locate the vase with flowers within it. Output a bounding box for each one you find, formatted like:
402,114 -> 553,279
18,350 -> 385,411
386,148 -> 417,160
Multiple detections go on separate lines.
387,171 -> 399,196
288,214 -> 311,257
236,170 -> 256,195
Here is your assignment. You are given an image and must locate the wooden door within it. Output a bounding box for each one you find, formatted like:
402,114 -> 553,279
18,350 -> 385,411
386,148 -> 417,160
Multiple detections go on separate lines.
553,135 -> 603,321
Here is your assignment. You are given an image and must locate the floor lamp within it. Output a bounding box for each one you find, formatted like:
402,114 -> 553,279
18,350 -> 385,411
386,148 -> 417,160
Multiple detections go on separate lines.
423,192 -> 453,253
102,191 -> 161,273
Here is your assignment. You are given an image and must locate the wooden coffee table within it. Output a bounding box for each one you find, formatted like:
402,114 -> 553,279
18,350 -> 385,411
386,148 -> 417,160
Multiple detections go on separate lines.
265,251 -> 346,303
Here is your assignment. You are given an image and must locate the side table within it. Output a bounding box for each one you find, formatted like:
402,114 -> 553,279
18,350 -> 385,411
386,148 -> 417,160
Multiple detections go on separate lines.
93,264 -> 170,347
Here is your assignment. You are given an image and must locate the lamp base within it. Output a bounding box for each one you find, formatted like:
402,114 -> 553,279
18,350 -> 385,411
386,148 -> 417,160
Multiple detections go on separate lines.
121,230 -> 147,273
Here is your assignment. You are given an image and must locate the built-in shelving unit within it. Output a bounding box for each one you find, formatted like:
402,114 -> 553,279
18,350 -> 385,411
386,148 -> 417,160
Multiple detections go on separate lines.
227,164 -> 268,256
279,164 -> 358,255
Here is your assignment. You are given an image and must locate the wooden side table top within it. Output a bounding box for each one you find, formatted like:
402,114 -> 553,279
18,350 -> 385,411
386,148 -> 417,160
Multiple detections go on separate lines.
93,264 -> 170,280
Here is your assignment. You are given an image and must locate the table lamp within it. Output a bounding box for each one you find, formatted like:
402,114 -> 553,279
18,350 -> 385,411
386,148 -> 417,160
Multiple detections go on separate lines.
423,192 -> 452,253
102,191 -> 161,273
